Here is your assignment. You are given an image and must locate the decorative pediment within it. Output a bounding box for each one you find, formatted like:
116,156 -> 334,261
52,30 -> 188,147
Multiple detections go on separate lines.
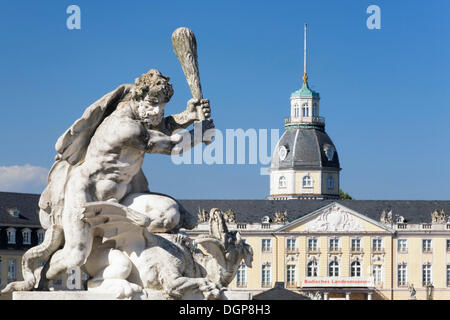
277,202 -> 394,233
305,204 -> 363,232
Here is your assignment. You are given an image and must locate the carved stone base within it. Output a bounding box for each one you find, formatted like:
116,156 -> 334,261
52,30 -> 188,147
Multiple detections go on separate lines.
13,290 -> 252,300
13,291 -> 117,300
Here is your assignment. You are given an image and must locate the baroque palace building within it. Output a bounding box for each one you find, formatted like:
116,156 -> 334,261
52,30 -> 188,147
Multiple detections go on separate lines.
2,192 -> 450,300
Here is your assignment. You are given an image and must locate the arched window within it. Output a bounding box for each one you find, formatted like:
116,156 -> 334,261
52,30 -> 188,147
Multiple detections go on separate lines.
326,175 -> 334,190
307,260 -> 318,277
302,175 -> 313,188
279,176 -> 286,188
302,103 -> 309,117
329,260 -> 339,277
351,261 -> 361,277
312,103 -> 318,117
294,104 -> 300,117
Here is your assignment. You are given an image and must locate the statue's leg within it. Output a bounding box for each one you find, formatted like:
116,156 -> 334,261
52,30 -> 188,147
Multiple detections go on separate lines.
159,267 -> 221,300
88,249 -> 142,299
121,193 -> 182,232
45,211 -> 93,279
45,177 -> 95,279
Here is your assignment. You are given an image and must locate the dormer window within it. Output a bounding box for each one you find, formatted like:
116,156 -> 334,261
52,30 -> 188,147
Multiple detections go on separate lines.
7,228 -> 16,244
279,176 -> 287,188
22,228 -> 31,245
8,208 -> 20,218
261,216 -> 271,224
302,175 -> 313,188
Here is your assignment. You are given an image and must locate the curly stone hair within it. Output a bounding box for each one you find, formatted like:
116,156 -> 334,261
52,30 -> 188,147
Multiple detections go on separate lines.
131,69 -> 174,102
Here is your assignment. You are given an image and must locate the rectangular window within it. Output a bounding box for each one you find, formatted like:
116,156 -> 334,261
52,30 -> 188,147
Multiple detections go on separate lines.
373,265 -> 382,285
329,238 -> 339,252
307,238 -> 318,252
422,239 -> 432,253
236,264 -> 247,287
261,264 -> 271,287
261,239 -> 272,253
23,231 -> 31,245
7,259 -> 17,283
398,264 -> 407,286
286,265 -> 296,286
422,264 -> 432,286
447,240 -> 450,252
7,230 -> 16,244
398,239 -> 408,252
351,238 -> 361,252
372,238 -> 383,252
447,266 -> 450,287
286,238 -> 297,253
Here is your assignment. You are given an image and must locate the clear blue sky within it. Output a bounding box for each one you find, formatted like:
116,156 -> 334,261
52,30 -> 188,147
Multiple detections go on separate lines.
0,0 -> 449,200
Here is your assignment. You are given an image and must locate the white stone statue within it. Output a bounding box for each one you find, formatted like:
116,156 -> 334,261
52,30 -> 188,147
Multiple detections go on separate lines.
2,28 -> 252,299
408,283 -> 416,300
84,207 -> 253,299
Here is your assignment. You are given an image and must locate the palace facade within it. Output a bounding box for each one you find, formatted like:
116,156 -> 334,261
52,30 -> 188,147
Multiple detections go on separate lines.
2,192 -> 450,300
183,199 -> 450,300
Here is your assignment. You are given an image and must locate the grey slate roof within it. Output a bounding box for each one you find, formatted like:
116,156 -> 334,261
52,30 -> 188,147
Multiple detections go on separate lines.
1,192 -> 450,226
271,128 -> 340,170
179,199 -> 450,224
0,191 -> 40,226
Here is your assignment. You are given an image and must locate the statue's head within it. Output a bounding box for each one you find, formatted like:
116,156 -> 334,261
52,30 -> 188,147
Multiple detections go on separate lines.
131,69 -> 174,127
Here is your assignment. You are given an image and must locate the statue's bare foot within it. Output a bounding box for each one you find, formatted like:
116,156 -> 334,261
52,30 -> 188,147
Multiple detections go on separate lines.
1,280 -> 34,293
199,279 -> 222,300
88,279 -> 142,299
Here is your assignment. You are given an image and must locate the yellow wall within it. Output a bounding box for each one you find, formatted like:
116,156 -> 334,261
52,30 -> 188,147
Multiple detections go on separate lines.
229,207 -> 450,300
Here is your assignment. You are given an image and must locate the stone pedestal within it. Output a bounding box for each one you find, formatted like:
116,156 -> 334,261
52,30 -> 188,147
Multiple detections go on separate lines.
13,291 -> 117,300
13,290 -> 252,300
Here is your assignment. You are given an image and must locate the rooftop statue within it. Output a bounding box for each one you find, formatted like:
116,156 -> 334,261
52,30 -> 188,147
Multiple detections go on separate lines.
2,28 -> 253,299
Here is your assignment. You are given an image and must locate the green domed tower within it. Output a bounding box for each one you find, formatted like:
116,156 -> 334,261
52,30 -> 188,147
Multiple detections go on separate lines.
268,25 -> 341,200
